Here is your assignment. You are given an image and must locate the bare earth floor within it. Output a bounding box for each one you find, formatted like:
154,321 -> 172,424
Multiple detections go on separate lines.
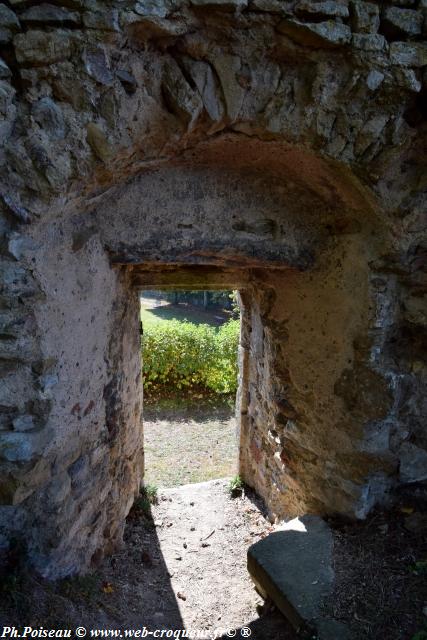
143,398 -> 238,487
1,479 -> 426,639
0,479 -> 294,639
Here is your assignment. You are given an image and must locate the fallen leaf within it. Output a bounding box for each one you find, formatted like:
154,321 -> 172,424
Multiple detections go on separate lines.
401,506 -> 414,514
102,582 -> 115,594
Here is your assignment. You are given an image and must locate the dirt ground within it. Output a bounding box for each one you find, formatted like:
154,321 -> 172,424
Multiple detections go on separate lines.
143,398 -> 238,487
0,480 -> 294,639
1,479 -> 427,639
323,491 -> 427,640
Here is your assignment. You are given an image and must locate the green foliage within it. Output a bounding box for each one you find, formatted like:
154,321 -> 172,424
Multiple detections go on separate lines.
142,318 -> 239,395
229,474 -> 244,497
143,483 -> 158,505
60,574 -> 100,600
134,484 -> 159,516
410,560 -> 427,575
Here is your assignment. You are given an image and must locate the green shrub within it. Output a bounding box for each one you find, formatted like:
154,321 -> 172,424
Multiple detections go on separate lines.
229,474 -> 244,498
142,318 -> 239,394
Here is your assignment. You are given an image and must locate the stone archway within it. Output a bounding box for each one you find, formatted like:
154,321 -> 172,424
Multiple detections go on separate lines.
0,0 -> 425,578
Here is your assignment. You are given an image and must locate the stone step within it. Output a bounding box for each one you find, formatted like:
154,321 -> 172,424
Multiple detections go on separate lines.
247,515 -> 352,639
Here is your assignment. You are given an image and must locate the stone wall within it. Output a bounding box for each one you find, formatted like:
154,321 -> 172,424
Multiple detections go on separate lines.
0,0 -> 425,576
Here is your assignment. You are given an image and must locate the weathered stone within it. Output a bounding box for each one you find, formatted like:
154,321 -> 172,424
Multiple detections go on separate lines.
399,442 -> 427,483
366,69 -> 384,90
182,58 -> 224,123
352,32 -> 387,50
0,261 -> 42,298
1,193 -> 32,226
19,4 -> 80,26
83,45 -> 114,86
12,415 -> 35,432
0,429 -> 49,463
190,0 -> 248,9
390,42 -> 427,67
212,54 -> 245,121
46,472 -> 71,505
13,30 -> 74,66
32,98 -> 65,139
86,122 -> 112,162
277,19 -> 352,47
381,6 -> 423,39
248,516 -> 337,636
50,62 -> 93,111
0,58 -> 11,80
116,69 -> 137,95
134,0 -> 171,18
350,1 -> 380,33
0,4 -> 20,31
125,13 -> 188,39
0,28 -> 11,44
395,67 -> 422,92
0,4 -> 20,45
162,59 -> 203,126
83,9 -> 120,31
295,0 -> 349,20
249,0 -> 292,12
355,114 -> 389,155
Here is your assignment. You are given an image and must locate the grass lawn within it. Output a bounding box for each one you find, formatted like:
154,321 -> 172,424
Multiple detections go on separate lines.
143,396 -> 238,487
140,296 -> 231,327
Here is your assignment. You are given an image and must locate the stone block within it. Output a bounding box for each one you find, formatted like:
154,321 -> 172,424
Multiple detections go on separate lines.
86,122 -> 112,163
399,442 -> 427,483
83,10 -> 120,31
83,45 -> 114,86
278,19 -> 352,47
352,33 -> 387,50
395,67 -> 422,92
19,4 -> 81,26
12,414 -> 36,432
0,4 -> 20,32
32,98 -> 65,140
381,6 -> 423,39
134,0 -> 171,18
390,42 -> 427,67
0,429 -> 50,463
212,54 -> 245,121
190,0 -> 248,9
124,13 -> 188,39
162,59 -> 203,126
46,472 -> 71,505
366,69 -> 384,90
0,58 -> 11,80
116,69 -> 137,95
295,0 -> 349,20
13,30 -> 74,66
182,58 -> 224,123
0,261 -> 42,299
247,516 -> 347,638
249,0 -> 292,12
350,1 -> 380,33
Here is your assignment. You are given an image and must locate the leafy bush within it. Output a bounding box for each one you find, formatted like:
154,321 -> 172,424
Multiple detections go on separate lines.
142,318 -> 239,394
229,474 -> 245,498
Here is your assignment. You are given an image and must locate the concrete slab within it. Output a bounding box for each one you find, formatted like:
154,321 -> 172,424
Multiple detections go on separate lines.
247,515 -> 349,638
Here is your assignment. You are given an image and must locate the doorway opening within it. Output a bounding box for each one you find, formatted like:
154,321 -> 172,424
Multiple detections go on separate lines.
140,289 -> 240,490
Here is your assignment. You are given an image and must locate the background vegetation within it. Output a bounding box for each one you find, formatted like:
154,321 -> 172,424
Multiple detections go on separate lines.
142,316 -> 240,394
